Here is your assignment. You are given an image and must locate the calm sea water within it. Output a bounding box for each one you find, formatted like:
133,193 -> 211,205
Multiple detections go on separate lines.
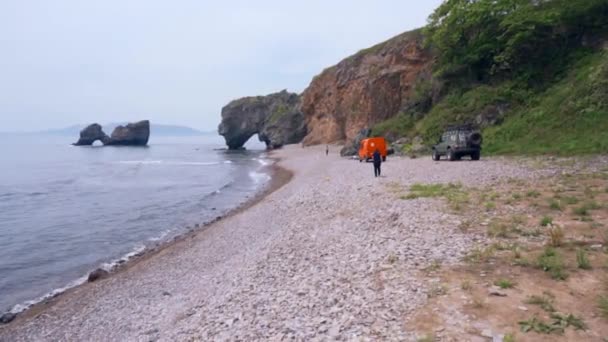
0,134 -> 270,313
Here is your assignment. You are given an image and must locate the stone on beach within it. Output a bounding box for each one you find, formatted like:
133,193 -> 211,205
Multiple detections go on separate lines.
87,268 -> 109,282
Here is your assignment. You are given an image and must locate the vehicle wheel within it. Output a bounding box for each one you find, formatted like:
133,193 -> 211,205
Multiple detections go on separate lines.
359,159 -> 362,163
471,151 -> 481,161
382,156 -> 386,162
432,150 -> 440,161
447,149 -> 456,161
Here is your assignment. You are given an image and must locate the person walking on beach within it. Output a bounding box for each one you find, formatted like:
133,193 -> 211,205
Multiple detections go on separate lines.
373,149 -> 382,177
326,145 -> 329,156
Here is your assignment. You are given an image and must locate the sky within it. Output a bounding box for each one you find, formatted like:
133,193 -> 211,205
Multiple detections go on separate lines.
0,0 -> 443,132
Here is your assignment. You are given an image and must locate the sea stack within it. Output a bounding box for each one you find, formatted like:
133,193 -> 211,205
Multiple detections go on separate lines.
73,123 -> 111,146
105,120 -> 150,146
73,120 -> 150,146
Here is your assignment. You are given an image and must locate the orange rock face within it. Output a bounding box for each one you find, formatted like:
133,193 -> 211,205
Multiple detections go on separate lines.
301,30 -> 433,146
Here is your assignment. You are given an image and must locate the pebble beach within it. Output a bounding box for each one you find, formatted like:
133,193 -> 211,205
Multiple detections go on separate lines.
0,145 -> 561,341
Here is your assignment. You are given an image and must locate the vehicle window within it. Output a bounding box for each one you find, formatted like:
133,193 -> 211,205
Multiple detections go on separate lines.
450,134 -> 457,143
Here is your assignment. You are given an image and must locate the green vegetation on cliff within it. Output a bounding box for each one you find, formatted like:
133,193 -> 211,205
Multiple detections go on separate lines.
373,0 -> 608,155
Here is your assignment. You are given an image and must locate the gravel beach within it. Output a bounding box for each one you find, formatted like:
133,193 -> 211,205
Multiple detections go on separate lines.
0,146 -> 570,341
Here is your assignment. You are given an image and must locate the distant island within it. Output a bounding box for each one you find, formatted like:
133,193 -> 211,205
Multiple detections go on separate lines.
3,123 -> 212,137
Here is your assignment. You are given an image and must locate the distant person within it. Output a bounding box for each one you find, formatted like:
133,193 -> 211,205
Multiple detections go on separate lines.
326,145 -> 329,156
373,149 -> 382,177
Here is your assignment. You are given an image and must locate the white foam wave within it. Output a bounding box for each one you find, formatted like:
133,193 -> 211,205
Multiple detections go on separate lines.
8,244 -> 148,315
9,275 -> 88,314
148,230 -> 171,242
249,171 -> 271,185
117,160 -> 229,166
117,160 -> 163,165
257,158 -> 270,166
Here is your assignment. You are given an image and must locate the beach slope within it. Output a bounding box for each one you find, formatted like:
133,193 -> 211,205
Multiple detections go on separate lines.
1,146 -> 541,341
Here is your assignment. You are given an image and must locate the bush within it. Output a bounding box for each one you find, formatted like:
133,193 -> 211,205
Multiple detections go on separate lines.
540,216 -> 553,227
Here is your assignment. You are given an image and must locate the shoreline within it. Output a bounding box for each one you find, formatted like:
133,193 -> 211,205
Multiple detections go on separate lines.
4,146 -> 582,340
1,155 -> 293,326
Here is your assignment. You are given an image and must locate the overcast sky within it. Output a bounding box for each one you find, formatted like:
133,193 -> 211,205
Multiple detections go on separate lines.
0,0 -> 442,132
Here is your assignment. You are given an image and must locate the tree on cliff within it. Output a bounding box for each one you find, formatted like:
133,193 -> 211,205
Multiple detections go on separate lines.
425,0 -> 608,83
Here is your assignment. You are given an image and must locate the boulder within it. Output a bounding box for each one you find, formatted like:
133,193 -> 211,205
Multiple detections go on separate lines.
87,268 -> 109,282
73,123 -> 110,146
218,90 -> 307,150
106,120 -> 150,146
340,128 -> 371,156
0,312 -> 16,324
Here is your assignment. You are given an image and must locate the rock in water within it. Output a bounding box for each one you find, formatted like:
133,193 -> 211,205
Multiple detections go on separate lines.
87,268 -> 110,282
218,90 -> 307,150
73,123 -> 111,146
106,120 -> 150,146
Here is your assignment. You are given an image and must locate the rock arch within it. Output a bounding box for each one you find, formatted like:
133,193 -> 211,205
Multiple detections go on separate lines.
218,90 -> 306,150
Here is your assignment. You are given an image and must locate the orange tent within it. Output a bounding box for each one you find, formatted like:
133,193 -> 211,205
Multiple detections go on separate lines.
358,137 -> 387,162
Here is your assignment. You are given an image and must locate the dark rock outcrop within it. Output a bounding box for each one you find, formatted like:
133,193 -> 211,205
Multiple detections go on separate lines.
73,123 -> 110,146
73,120 -> 150,146
218,90 -> 307,150
340,128 -> 371,156
105,120 -> 150,146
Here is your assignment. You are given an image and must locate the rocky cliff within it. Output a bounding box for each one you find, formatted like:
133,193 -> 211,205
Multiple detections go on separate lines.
73,120 -> 150,146
218,90 -> 307,150
300,30 -> 434,146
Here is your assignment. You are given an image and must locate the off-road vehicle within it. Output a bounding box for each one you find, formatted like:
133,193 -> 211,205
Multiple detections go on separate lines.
431,125 -> 482,161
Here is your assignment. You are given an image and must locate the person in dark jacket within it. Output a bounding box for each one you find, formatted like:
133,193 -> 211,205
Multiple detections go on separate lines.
372,149 -> 382,177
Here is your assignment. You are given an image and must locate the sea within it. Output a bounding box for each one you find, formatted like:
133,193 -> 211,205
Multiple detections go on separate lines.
0,134 -> 271,314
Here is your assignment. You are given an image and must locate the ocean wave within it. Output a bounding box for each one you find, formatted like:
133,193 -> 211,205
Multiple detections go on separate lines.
9,275 -> 88,314
7,244 -> 148,315
0,191 -> 47,199
116,160 -> 163,165
116,160 -> 232,166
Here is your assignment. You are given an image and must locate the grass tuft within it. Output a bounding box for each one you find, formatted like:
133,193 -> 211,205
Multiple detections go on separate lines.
548,199 -> 562,211
503,333 -> 516,342
576,249 -> 591,270
537,247 -> 568,280
427,283 -> 447,298
599,295 -> 608,318
540,216 -> 553,227
526,190 -> 541,198
525,292 -> 556,312
494,279 -> 516,289
547,226 -> 564,247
